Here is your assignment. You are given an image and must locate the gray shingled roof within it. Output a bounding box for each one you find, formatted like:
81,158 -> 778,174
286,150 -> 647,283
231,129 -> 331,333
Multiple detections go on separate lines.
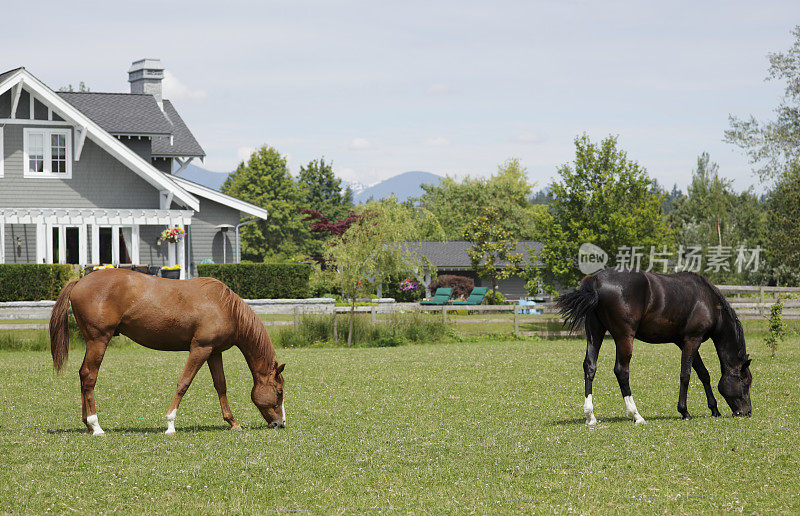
151,100 -> 205,158
0,67 -> 23,84
58,92 -> 173,136
409,240 -> 543,269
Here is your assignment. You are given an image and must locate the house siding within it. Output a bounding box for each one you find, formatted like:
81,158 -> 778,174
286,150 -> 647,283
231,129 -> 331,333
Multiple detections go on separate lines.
4,224 -> 37,263
0,124 -> 160,209
0,90 -> 10,118
184,198 -> 239,276
118,136 -> 152,161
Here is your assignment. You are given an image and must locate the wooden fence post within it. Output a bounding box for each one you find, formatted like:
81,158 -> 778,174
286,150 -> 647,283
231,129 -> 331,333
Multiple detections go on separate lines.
333,310 -> 338,341
759,286 -> 765,317
371,305 -> 377,323
514,304 -> 519,335
294,306 -> 300,330
442,305 -> 447,324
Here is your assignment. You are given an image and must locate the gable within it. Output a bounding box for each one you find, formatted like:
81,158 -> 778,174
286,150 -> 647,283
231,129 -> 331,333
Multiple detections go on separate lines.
0,69 -> 199,210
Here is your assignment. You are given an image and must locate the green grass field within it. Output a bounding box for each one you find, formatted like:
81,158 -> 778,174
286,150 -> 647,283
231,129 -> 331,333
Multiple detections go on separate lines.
1,330 -> 799,513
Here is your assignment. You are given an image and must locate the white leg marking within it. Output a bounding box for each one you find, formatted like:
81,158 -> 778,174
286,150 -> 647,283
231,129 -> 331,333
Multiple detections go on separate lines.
624,395 -> 646,425
165,409 -> 177,435
86,414 -> 105,436
280,401 -> 286,428
584,394 -> 597,425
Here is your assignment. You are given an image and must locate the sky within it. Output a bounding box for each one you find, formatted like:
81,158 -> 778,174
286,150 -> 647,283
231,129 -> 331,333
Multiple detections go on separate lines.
1,1 -> 797,191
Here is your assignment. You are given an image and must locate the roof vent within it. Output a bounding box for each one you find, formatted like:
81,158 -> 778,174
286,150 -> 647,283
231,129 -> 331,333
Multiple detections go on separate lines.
128,58 -> 165,105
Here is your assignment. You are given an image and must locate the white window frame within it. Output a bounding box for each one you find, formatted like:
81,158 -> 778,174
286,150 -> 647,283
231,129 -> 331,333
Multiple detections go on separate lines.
91,224 -> 139,265
23,127 -> 72,178
48,224 -> 86,265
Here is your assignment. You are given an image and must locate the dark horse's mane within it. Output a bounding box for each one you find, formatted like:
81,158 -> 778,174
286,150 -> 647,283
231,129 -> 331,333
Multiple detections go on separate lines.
692,273 -> 747,360
197,278 -> 275,363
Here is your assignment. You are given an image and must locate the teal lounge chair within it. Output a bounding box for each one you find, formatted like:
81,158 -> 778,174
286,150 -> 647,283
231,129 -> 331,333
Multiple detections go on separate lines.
420,288 -> 453,305
452,286 -> 489,305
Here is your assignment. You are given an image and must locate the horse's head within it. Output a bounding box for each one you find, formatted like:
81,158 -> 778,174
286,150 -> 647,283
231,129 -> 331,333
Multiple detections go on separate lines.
251,361 -> 286,428
718,356 -> 752,417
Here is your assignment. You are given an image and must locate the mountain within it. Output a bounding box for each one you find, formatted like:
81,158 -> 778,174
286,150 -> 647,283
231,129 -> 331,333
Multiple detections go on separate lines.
173,162 -> 230,190
353,171 -> 443,203
172,164 -> 444,204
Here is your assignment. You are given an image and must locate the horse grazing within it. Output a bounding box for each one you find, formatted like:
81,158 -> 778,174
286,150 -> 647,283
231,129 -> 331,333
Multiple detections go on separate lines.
557,269 -> 752,425
49,268 -> 285,435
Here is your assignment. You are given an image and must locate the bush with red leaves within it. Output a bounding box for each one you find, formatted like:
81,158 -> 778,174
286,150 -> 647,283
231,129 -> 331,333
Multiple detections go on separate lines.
429,274 -> 475,299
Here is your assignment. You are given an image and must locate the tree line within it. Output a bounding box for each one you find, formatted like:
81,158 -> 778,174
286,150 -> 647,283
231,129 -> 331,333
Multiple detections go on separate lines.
221,26 -> 800,292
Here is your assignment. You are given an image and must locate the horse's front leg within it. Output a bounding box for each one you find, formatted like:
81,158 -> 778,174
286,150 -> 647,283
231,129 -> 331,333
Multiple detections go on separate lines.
207,352 -> 241,430
677,339 -> 701,420
165,343 -> 214,435
692,351 -> 721,417
613,336 -> 646,425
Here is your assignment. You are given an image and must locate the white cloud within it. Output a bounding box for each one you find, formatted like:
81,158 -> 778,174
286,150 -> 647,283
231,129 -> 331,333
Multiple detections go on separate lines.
339,167 -> 359,181
237,146 -> 255,162
424,136 -> 451,147
427,83 -> 453,95
514,131 -> 545,144
162,70 -> 208,101
349,137 -> 372,150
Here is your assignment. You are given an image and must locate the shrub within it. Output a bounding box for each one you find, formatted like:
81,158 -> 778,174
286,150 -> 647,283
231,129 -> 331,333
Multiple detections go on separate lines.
0,264 -> 75,301
485,289 -> 511,305
273,311 -> 449,348
429,274 -> 474,299
383,276 -> 425,302
197,262 -> 313,299
765,298 -> 788,358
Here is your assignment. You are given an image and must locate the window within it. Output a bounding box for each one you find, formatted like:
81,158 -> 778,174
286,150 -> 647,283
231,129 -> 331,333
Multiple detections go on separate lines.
23,128 -> 72,178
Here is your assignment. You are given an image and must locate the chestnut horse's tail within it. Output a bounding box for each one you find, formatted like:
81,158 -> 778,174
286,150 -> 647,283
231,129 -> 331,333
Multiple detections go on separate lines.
50,278 -> 79,373
556,276 -> 600,333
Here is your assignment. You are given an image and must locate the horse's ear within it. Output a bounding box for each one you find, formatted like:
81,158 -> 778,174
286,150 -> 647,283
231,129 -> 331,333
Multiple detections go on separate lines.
276,363 -> 285,375
742,358 -> 752,370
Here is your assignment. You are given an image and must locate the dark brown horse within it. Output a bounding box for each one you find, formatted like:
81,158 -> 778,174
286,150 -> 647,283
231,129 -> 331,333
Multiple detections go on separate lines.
557,269 -> 752,425
49,268 -> 285,435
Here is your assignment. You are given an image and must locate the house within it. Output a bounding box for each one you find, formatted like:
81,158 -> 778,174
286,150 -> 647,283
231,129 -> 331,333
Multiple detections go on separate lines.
0,59 -> 267,278
410,240 -> 543,300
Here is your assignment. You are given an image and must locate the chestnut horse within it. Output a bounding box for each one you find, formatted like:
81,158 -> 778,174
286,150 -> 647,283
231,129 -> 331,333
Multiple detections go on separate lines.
557,269 -> 752,425
49,268 -> 285,435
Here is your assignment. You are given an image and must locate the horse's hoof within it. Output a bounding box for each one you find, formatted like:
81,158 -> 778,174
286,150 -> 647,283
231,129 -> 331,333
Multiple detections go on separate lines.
682,414 -> 692,421
92,429 -> 105,436
230,424 -> 242,431
711,410 -> 722,417
634,417 -> 646,425
586,416 -> 598,425
165,428 -> 176,435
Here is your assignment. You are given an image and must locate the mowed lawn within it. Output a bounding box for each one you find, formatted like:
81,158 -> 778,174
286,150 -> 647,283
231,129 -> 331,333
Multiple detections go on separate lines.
1,333 -> 799,513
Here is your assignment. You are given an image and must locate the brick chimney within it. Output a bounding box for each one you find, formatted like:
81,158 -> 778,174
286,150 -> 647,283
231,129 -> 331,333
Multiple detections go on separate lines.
128,58 -> 165,105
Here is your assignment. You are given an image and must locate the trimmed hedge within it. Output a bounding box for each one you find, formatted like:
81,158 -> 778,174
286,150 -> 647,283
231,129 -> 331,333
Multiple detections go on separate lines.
0,264 -> 76,301
197,262 -> 313,299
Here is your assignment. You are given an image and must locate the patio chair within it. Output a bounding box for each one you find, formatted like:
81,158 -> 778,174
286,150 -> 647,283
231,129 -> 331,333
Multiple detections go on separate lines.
420,288 -> 453,305
452,286 -> 489,305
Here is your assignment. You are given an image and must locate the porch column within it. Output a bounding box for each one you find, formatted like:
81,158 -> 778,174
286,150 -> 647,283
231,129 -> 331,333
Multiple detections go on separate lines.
91,224 -> 100,264
78,224 -> 87,265
0,222 -> 5,264
177,239 -> 186,279
36,223 -> 46,264
130,225 -> 140,264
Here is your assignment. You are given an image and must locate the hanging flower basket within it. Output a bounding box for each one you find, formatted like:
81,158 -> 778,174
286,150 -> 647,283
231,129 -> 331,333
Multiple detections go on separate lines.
158,226 -> 186,245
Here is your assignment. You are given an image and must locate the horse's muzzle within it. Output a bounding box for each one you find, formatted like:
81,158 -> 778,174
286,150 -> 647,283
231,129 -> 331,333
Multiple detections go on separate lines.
733,410 -> 752,417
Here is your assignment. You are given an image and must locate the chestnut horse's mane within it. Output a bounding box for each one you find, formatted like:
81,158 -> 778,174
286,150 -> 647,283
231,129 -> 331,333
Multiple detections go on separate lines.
197,278 -> 275,364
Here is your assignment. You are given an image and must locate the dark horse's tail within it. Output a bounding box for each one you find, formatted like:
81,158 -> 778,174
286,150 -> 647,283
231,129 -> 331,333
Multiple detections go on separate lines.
556,276 -> 599,333
50,278 -> 79,373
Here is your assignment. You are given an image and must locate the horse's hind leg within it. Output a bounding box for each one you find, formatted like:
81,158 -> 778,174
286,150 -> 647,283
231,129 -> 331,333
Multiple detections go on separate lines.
583,314 -> 605,425
692,350 -> 721,417
207,352 -> 241,430
79,339 -> 110,436
613,335 -> 646,425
